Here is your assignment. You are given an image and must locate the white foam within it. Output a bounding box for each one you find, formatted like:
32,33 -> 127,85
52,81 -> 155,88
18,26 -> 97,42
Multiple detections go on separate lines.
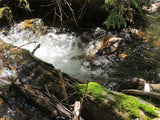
144,83 -> 150,92
0,23 -> 113,81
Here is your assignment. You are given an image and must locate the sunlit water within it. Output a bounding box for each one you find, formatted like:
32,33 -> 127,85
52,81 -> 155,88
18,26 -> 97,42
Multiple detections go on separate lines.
144,83 -> 150,92
0,23 -> 113,83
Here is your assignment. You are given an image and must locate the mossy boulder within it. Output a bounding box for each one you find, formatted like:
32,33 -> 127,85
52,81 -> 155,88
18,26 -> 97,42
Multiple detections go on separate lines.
0,7 -> 13,26
20,18 -> 46,35
76,82 -> 160,120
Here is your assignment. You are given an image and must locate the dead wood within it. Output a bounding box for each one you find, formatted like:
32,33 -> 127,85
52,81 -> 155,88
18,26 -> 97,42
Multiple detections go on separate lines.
73,101 -> 80,120
12,82 -> 72,119
0,40 -> 81,119
58,69 -> 68,104
32,43 -> 41,54
122,89 -> 160,100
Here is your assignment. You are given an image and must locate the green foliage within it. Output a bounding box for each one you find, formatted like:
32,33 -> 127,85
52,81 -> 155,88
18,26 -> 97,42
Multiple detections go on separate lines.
105,0 -> 151,29
105,9 -> 126,29
0,7 -> 13,24
18,0 -> 30,11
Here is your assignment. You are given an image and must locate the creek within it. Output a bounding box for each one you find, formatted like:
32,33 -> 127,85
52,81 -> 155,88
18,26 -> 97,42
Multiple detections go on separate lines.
0,24 -> 114,87
0,13 -> 160,119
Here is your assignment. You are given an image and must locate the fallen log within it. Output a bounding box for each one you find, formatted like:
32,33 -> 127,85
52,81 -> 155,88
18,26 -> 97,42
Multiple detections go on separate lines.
122,89 -> 160,100
0,40 -> 80,119
75,82 -> 160,120
12,82 -> 72,119
0,40 -> 160,120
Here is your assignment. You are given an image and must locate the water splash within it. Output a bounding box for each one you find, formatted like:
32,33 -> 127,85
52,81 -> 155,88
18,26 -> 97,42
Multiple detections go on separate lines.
144,83 -> 150,92
0,24 -> 113,82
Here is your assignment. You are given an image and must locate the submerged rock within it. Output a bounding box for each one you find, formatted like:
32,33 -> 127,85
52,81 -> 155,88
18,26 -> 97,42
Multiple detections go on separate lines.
86,35 -> 124,60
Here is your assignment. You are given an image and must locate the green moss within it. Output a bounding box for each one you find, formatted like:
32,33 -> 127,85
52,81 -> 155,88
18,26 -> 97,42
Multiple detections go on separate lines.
115,93 -> 159,119
139,104 -> 159,117
76,82 -> 159,119
115,94 -> 141,118
75,82 -> 105,100
143,116 -> 151,120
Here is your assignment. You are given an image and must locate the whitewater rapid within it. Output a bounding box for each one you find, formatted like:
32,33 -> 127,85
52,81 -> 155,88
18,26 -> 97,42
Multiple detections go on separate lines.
0,23 -> 113,82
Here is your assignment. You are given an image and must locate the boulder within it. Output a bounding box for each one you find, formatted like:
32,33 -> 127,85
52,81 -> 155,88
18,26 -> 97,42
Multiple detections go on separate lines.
20,18 -> 47,35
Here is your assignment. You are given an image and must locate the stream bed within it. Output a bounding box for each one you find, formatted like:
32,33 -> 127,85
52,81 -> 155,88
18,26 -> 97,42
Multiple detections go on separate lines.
0,13 -> 160,119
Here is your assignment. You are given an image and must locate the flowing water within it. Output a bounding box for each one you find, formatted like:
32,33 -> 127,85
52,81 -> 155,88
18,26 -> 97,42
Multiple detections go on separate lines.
0,13 -> 160,119
0,24 -> 113,84
0,23 -> 115,119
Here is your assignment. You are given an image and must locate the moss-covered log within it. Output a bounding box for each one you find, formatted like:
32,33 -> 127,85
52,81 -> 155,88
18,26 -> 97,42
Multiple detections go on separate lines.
76,82 -> 160,120
0,40 -> 160,120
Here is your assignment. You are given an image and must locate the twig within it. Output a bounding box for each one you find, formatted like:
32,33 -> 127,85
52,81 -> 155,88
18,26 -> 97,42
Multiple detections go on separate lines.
44,91 -> 72,118
56,0 -> 63,26
61,91 -> 77,102
79,0 -> 88,18
40,2 -> 56,7
44,84 -> 52,97
58,69 -> 68,104
11,41 -> 37,51
32,44 -> 41,54
43,0 -> 77,26
65,0 -> 78,26
43,7 -> 56,19
79,81 -> 89,115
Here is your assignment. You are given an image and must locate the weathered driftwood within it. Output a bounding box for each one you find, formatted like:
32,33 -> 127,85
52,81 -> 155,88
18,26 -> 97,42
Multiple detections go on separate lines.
0,40 -> 160,120
122,89 -> 160,100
